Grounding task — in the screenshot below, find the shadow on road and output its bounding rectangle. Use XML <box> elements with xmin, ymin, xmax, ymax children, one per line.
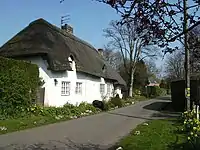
<box><xmin>108</xmin><ymin>99</ymin><xmax>180</xmax><ymax>121</ymax></box>
<box><xmin>156</xmin><ymin>96</ymin><xmax>171</xmax><ymax>101</ymax></box>
<box><xmin>0</xmin><ymin>138</ymin><xmax>117</xmax><ymax>150</ymax></box>
<box><xmin>107</xmin><ymin>112</ymin><xmax>154</xmax><ymax>121</ymax></box>
<box><xmin>143</xmin><ymin>101</ymin><xmax>170</xmax><ymax>111</ymax></box>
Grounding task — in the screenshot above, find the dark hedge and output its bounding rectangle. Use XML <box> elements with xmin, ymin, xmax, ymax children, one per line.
<box><xmin>0</xmin><ymin>57</ymin><xmax>39</xmax><ymax>117</ymax></box>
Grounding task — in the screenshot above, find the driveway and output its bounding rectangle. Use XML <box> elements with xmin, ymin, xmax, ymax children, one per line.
<box><xmin>0</xmin><ymin>96</ymin><xmax>177</xmax><ymax>150</ymax></box>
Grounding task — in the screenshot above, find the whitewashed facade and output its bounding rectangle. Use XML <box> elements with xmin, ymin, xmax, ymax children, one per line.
<box><xmin>22</xmin><ymin>56</ymin><xmax>123</xmax><ymax>107</ymax></box>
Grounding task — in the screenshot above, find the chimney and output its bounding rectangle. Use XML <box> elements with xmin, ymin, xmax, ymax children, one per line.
<box><xmin>98</xmin><ymin>48</ymin><xmax>104</xmax><ymax>57</ymax></box>
<box><xmin>61</xmin><ymin>24</ymin><xmax>73</xmax><ymax>34</ymax></box>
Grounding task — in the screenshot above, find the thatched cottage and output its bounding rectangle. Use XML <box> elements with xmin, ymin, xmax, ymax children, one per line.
<box><xmin>0</xmin><ymin>18</ymin><xmax>126</xmax><ymax>107</ymax></box>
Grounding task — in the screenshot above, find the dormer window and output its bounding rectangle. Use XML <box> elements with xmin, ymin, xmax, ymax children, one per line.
<box><xmin>68</xmin><ymin>55</ymin><xmax>76</xmax><ymax>71</ymax></box>
<box><xmin>102</xmin><ymin>64</ymin><xmax>106</xmax><ymax>73</ymax></box>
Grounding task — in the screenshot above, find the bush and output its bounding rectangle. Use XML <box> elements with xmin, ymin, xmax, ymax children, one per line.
<box><xmin>182</xmin><ymin>110</ymin><xmax>200</xmax><ymax>149</ymax></box>
<box><xmin>146</xmin><ymin>86</ymin><xmax>166</xmax><ymax>98</ymax></box>
<box><xmin>0</xmin><ymin>57</ymin><xmax>40</xmax><ymax>118</ymax></box>
<box><xmin>103</xmin><ymin>100</ymin><xmax>115</xmax><ymax>111</ymax></box>
<box><xmin>110</xmin><ymin>97</ymin><xmax>123</xmax><ymax>108</ymax></box>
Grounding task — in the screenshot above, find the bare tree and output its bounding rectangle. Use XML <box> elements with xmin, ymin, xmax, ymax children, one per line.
<box><xmin>188</xmin><ymin>25</ymin><xmax>200</xmax><ymax>73</ymax></box>
<box><xmin>104</xmin><ymin>20</ymin><xmax>159</xmax><ymax>97</ymax></box>
<box><xmin>145</xmin><ymin>59</ymin><xmax>160</xmax><ymax>77</ymax></box>
<box><xmin>102</xmin><ymin>45</ymin><xmax>122</xmax><ymax>71</ymax></box>
<box><xmin>165</xmin><ymin>51</ymin><xmax>185</xmax><ymax>80</ymax></box>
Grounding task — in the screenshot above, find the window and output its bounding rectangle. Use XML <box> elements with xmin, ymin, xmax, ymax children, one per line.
<box><xmin>75</xmin><ymin>82</ymin><xmax>82</xmax><ymax>94</ymax></box>
<box><xmin>100</xmin><ymin>84</ymin><xmax>105</xmax><ymax>95</ymax></box>
<box><xmin>107</xmin><ymin>84</ymin><xmax>111</xmax><ymax>95</ymax></box>
<box><xmin>61</xmin><ymin>81</ymin><xmax>70</xmax><ymax>96</ymax></box>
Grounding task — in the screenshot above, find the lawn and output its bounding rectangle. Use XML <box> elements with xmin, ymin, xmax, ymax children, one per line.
<box><xmin>0</xmin><ymin>115</ymin><xmax>70</xmax><ymax>134</ymax></box>
<box><xmin>117</xmin><ymin>119</ymin><xmax>193</xmax><ymax>150</ymax></box>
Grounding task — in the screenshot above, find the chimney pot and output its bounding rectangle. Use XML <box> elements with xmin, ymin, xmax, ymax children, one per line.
<box><xmin>98</xmin><ymin>49</ymin><xmax>104</xmax><ymax>57</ymax></box>
<box><xmin>61</xmin><ymin>24</ymin><xmax>73</xmax><ymax>34</ymax></box>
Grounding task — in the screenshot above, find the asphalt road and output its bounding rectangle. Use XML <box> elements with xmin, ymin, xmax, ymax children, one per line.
<box><xmin>0</xmin><ymin>96</ymin><xmax>176</xmax><ymax>150</ymax></box>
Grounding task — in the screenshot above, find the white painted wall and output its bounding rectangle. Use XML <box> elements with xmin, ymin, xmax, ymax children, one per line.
<box><xmin>22</xmin><ymin>56</ymin><xmax>123</xmax><ymax>107</ymax></box>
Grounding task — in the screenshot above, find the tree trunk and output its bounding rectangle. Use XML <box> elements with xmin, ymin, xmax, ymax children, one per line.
<box><xmin>128</xmin><ymin>67</ymin><xmax>135</xmax><ymax>97</ymax></box>
<box><xmin>183</xmin><ymin>0</ymin><xmax>190</xmax><ymax>111</ymax></box>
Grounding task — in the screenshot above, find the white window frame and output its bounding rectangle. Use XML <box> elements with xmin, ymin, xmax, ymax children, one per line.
<box><xmin>100</xmin><ymin>84</ymin><xmax>105</xmax><ymax>95</ymax></box>
<box><xmin>61</xmin><ymin>81</ymin><xmax>70</xmax><ymax>96</ymax></box>
<box><xmin>107</xmin><ymin>84</ymin><xmax>111</xmax><ymax>95</ymax></box>
<box><xmin>75</xmin><ymin>82</ymin><xmax>82</xmax><ymax>95</ymax></box>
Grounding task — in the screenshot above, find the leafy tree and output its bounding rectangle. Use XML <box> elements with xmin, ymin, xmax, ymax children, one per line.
<box><xmin>119</xmin><ymin>59</ymin><xmax>150</xmax><ymax>89</ymax></box>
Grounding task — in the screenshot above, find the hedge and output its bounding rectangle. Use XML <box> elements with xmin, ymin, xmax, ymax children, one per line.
<box><xmin>0</xmin><ymin>57</ymin><xmax>40</xmax><ymax>118</ymax></box>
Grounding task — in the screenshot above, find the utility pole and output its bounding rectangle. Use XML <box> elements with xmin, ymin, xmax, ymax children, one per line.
<box><xmin>183</xmin><ymin>0</ymin><xmax>190</xmax><ymax>111</ymax></box>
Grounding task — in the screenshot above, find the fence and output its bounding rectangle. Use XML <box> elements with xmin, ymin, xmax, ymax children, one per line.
<box><xmin>171</xmin><ymin>79</ymin><xmax>200</xmax><ymax>112</ymax></box>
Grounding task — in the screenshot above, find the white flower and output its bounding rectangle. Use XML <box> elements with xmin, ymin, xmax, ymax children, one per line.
<box><xmin>70</xmin><ymin>116</ymin><xmax>73</xmax><ymax>119</ymax></box>
<box><xmin>34</xmin><ymin>121</ymin><xmax>37</xmax><ymax>124</ymax></box>
<box><xmin>85</xmin><ymin>110</ymin><xmax>90</xmax><ymax>113</ymax></box>
<box><xmin>0</xmin><ymin>126</ymin><xmax>7</xmax><ymax>131</ymax></box>
<box><xmin>115</xmin><ymin>106</ymin><xmax>118</xmax><ymax>109</ymax></box>
<box><xmin>116</xmin><ymin>147</ymin><xmax>123</xmax><ymax>150</ymax></box>
<box><xmin>89</xmin><ymin>110</ymin><xmax>92</xmax><ymax>113</ymax></box>
<box><xmin>55</xmin><ymin>116</ymin><xmax>60</xmax><ymax>120</ymax></box>
<box><xmin>132</xmin><ymin>102</ymin><xmax>135</xmax><ymax>104</ymax></box>
<box><xmin>58</xmin><ymin>115</ymin><xmax>63</xmax><ymax>119</ymax></box>
<box><xmin>135</xmin><ymin>130</ymin><xmax>140</xmax><ymax>135</ymax></box>
<box><xmin>143</xmin><ymin>123</ymin><xmax>149</xmax><ymax>126</ymax></box>
<box><xmin>73</xmin><ymin>116</ymin><xmax>77</xmax><ymax>119</ymax></box>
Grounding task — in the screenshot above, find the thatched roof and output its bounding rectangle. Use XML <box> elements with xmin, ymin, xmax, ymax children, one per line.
<box><xmin>0</xmin><ymin>18</ymin><xmax>126</xmax><ymax>86</ymax></box>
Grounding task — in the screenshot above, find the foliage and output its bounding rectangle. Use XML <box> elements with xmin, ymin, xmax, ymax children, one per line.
<box><xmin>118</xmin><ymin>119</ymin><xmax>187</xmax><ymax>150</ymax></box>
<box><xmin>146</xmin><ymin>86</ymin><xmax>166</xmax><ymax>98</ymax></box>
<box><xmin>0</xmin><ymin>57</ymin><xmax>40</xmax><ymax>118</ymax></box>
<box><xmin>0</xmin><ymin>95</ymin><xmax>146</xmax><ymax>134</ymax></box>
<box><xmin>133</xmin><ymin>89</ymin><xmax>141</xmax><ymax>97</ymax></box>
<box><xmin>110</xmin><ymin>97</ymin><xmax>123</xmax><ymax>108</ymax></box>
<box><xmin>182</xmin><ymin>110</ymin><xmax>200</xmax><ymax>149</ymax></box>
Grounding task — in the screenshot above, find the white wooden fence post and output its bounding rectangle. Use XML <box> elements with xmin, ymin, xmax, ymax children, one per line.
<box><xmin>197</xmin><ymin>105</ymin><xmax>199</xmax><ymax>120</ymax></box>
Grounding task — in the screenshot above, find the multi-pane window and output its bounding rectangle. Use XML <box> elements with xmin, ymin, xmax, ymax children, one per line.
<box><xmin>100</xmin><ymin>84</ymin><xmax>105</xmax><ymax>95</ymax></box>
<box><xmin>61</xmin><ymin>81</ymin><xmax>70</xmax><ymax>96</ymax></box>
<box><xmin>107</xmin><ymin>84</ymin><xmax>111</xmax><ymax>95</ymax></box>
<box><xmin>75</xmin><ymin>82</ymin><xmax>82</xmax><ymax>94</ymax></box>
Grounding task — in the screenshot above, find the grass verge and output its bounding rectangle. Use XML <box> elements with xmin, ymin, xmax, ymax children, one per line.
<box><xmin>116</xmin><ymin>119</ymin><xmax>193</xmax><ymax>150</ymax></box>
<box><xmin>0</xmin><ymin>115</ymin><xmax>70</xmax><ymax>134</ymax></box>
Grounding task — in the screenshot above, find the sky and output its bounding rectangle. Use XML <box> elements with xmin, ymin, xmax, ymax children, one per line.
<box><xmin>0</xmin><ymin>0</ymin><xmax>177</xmax><ymax>73</ymax></box>
<box><xmin>0</xmin><ymin>0</ymin><xmax>120</xmax><ymax>48</ymax></box>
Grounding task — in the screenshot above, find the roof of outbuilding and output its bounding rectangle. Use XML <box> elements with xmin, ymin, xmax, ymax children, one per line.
<box><xmin>0</xmin><ymin>18</ymin><xmax>126</xmax><ymax>86</ymax></box>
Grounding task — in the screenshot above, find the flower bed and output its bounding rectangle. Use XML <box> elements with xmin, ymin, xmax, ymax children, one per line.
<box><xmin>0</xmin><ymin>97</ymin><xmax>139</xmax><ymax>135</ymax></box>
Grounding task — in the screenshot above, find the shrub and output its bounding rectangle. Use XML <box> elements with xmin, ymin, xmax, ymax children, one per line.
<box><xmin>182</xmin><ymin>110</ymin><xmax>200</xmax><ymax>149</ymax></box>
<box><xmin>92</xmin><ymin>100</ymin><xmax>105</xmax><ymax>110</ymax></box>
<box><xmin>146</xmin><ymin>86</ymin><xmax>166</xmax><ymax>98</ymax></box>
<box><xmin>0</xmin><ymin>57</ymin><xmax>39</xmax><ymax>118</ymax></box>
<box><xmin>78</xmin><ymin>102</ymin><xmax>97</xmax><ymax>113</ymax></box>
<box><xmin>110</xmin><ymin>97</ymin><xmax>123</xmax><ymax>108</ymax></box>
<box><xmin>103</xmin><ymin>100</ymin><xmax>115</xmax><ymax>111</ymax></box>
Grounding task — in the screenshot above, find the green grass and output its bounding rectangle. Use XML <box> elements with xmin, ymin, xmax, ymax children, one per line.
<box><xmin>118</xmin><ymin>119</ymin><xmax>193</xmax><ymax>150</ymax></box>
<box><xmin>0</xmin><ymin>115</ymin><xmax>70</xmax><ymax>134</ymax></box>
